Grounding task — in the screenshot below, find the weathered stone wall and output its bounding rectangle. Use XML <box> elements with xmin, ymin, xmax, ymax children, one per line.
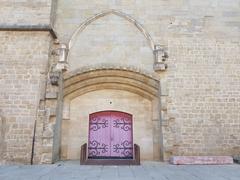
<box><xmin>67</xmin><ymin>14</ymin><xmax>154</xmax><ymax>72</ymax></box>
<box><xmin>0</xmin><ymin>0</ymin><xmax>240</xmax><ymax>164</ymax></box>
<box><xmin>163</xmin><ymin>38</ymin><xmax>240</xmax><ymax>159</ymax></box>
<box><xmin>54</xmin><ymin>0</ymin><xmax>240</xmax><ymax>161</ymax></box>
<box><xmin>0</xmin><ymin>32</ymin><xmax>51</xmax><ymax>164</ymax></box>
<box><xmin>0</xmin><ymin>0</ymin><xmax>52</xmax><ymax>26</ymax></box>
<box><xmin>55</xmin><ymin>0</ymin><xmax>240</xmax><ymax>42</ymax></box>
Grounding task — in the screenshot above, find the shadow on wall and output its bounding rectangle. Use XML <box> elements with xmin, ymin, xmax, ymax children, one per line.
<box><xmin>0</xmin><ymin>114</ymin><xmax>6</xmax><ymax>164</ymax></box>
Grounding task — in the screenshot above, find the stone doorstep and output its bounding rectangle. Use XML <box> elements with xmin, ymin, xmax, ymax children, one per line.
<box><xmin>170</xmin><ymin>156</ymin><xmax>234</xmax><ymax>165</ymax></box>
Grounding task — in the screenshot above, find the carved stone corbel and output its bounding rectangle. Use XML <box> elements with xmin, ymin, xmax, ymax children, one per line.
<box><xmin>153</xmin><ymin>45</ymin><xmax>168</xmax><ymax>72</ymax></box>
<box><xmin>52</xmin><ymin>43</ymin><xmax>69</xmax><ymax>71</ymax></box>
<box><xmin>49</xmin><ymin>70</ymin><xmax>60</xmax><ymax>86</ymax></box>
<box><xmin>49</xmin><ymin>43</ymin><xmax>69</xmax><ymax>86</ymax></box>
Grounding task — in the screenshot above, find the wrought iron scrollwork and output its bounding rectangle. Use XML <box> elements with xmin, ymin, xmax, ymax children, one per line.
<box><xmin>88</xmin><ymin>140</ymin><xmax>108</xmax><ymax>156</ymax></box>
<box><xmin>113</xmin><ymin>118</ymin><xmax>131</xmax><ymax>131</ymax></box>
<box><xmin>113</xmin><ymin>140</ymin><xmax>133</xmax><ymax>157</ymax></box>
<box><xmin>90</xmin><ymin>118</ymin><xmax>108</xmax><ymax>131</ymax></box>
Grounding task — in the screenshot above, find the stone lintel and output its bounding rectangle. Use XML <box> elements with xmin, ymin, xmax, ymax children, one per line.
<box><xmin>170</xmin><ymin>156</ymin><xmax>234</xmax><ymax>165</ymax></box>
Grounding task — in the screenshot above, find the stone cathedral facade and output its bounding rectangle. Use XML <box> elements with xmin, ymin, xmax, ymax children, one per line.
<box><xmin>0</xmin><ymin>0</ymin><xmax>240</xmax><ymax>164</ymax></box>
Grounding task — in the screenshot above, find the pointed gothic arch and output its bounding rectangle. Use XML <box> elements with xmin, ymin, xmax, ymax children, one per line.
<box><xmin>68</xmin><ymin>10</ymin><xmax>155</xmax><ymax>50</ymax></box>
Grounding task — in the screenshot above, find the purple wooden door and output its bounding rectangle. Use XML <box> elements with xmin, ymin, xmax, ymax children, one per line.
<box><xmin>111</xmin><ymin>112</ymin><xmax>133</xmax><ymax>158</ymax></box>
<box><xmin>88</xmin><ymin>111</ymin><xmax>133</xmax><ymax>159</ymax></box>
<box><xmin>88</xmin><ymin>111</ymin><xmax>111</xmax><ymax>158</ymax></box>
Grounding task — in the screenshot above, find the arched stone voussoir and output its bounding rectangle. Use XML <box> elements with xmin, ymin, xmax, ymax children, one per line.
<box><xmin>64</xmin><ymin>78</ymin><xmax>158</xmax><ymax>98</ymax></box>
<box><xmin>63</xmin><ymin>65</ymin><xmax>159</xmax><ymax>81</ymax></box>
<box><xmin>64</xmin><ymin>83</ymin><xmax>156</xmax><ymax>101</ymax></box>
<box><xmin>63</xmin><ymin>68</ymin><xmax>160</xmax><ymax>100</ymax></box>
<box><xmin>63</xmin><ymin>66</ymin><xmax>160</xmax><ymax>91</ymax></box>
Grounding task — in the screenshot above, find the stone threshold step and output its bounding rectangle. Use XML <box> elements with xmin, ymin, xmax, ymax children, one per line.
<box><xmin>81</xmin><ymin>159</ymin><xmax>140</xmax><ymax>166</ymax></box>
<box><xmin>170</xmin><ymin>156</ymin><xmax>233</xmax><ymax>165</ymax></box>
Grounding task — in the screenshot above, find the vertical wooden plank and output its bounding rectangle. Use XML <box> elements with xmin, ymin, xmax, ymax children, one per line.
<box><xmin>88</xmin><ymin>111</ymin><xmax>111</xmax><ymax>158</ymax></box>
<box><xmin>111</xmin><ymin>112</ymin><xmax>133</xmax><ymax>158</ymax></box>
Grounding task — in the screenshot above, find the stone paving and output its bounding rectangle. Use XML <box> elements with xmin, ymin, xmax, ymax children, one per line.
<box><xmin>0</xmin><ymin>161</ymin><xmax>239</xmax><ymax>180</ymax></box>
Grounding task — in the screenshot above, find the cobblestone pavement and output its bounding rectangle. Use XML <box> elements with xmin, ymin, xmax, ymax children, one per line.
<box><xmin>0</xmin><ymin>161</ymin><xmax>239</xmax><ymax>180</ymax></box>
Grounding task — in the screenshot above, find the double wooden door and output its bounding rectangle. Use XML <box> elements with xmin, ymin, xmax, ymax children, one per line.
<box><xmin>88</xmin><ymin>111</ymin><xmax>133</xmax><ymax>159</ymax></box>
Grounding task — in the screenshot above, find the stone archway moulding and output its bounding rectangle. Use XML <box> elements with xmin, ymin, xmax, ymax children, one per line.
<box><xmin>47</xmin><ymin>10</ymin><xmax>168</xmax><ymax>162</ymax></box>
<box><xmin>68</xmin><ymin>9</ymin><xmax>155</xmax><ymax>51</ymax></box>
<box><xmin>35</xmin><ymin>11</ymin><xmax>167</xmax><ymax>164</ymax></box>
<box><xmin>63</xmin><ymin>66</ymin><xmax>160</xmax><ymax>101</ymax></box>
<box><xmin>61</xmin><ymin>68</ymin><xmax>163</xmax><ymax>161</ymax></box>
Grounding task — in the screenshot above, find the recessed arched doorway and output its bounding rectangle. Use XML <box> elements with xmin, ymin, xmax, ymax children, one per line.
<box><xmin>88</xmin><ymin>111</ymin><xmax>133</xmax><ymax>159</ymax></box>
<box><xmin>60</xmin><ymin>68</ymin><xmax>162</xmax><ymax>162</ymax></box>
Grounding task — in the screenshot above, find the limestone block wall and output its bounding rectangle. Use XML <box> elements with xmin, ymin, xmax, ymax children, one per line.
<box><xmin>54</xmin><ymin>0</ymin><xmax>240</xmax><ymax>160</ymax></box>
<box><xmin>163</xmin><ymin>38</ymin><xmax>240</xmax><ymax>159</ymax></box>
<box><xmin>0</xmin><ymin>32</ymin><xmax>51</xmax><ymax>164</ymax></box>
<box><xmin>0</xmin><ymin>0</ymin><xmax>53</xmax><ymax>26</ymax></box>
<box><xmin>55</xmin><ymin>0</ymin><xmax>240</xmax><ymax>43</ymax></box>
<box><xmin>0</xmin><ymin>0</ymin><xmax>239</xmax><ymax>164</ymax></box>
<box><xmin>67</xmin><ymin>14</ymin><xmax>154</xmax><ymax>72</ymax></box>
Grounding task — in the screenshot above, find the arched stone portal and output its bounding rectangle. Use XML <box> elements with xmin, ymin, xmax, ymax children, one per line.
<box><xmin>60</xmin><ymin>68</ymin><xmax>162</xmax><ymax>161</ymax></box>
<box><xmin>48</xmin><ymin>10</ymin><xmax>167</xmax><ymax>163</ymax></box>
